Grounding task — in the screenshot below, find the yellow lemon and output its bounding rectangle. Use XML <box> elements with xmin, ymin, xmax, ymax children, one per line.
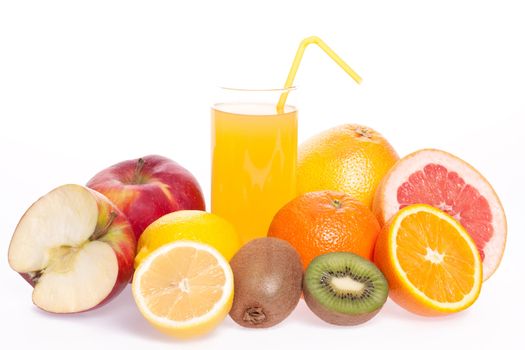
<box><xmin>135</xmin><ymin>210</ymin><xmax>241</xmax><ymax>268</ymax></box>
<box><xmin>132</xmin><ymin>241</ymin><xmax>234</xmax><ymax>338</ymax></box>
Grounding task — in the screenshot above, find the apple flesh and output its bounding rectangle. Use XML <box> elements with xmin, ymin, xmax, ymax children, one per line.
<box><xmin>8</xmin><ymin>184</ymin><xmax>136</xmax><ymax>313</ymax></box>
<box><xmin>87</xmin><ymin>155</ymin><xmax>205</xmax><ymax>240</ymax></box>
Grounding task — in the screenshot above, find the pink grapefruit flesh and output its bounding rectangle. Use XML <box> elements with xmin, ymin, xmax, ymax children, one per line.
<box><xmin>373</xmin><ymin>149</ymin><xmax>506</xmax><ymax>280</ymax></box>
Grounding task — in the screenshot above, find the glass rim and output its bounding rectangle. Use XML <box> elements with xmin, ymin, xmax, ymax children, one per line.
<box><xmin>218</xmin><ymin>86</ymin><xmax>297</xmax><ymax>93</ymax></box>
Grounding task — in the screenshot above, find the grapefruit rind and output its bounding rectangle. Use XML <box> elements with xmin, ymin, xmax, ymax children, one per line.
<box><xmin>373</xmin><ymin>148</ymin><xmax>506</xmax><ymax>280</ymax></box>
<box><xmin>388</xmin><ymin>204</ymin><xmax>482</xmax><ymax>313</ymax></box>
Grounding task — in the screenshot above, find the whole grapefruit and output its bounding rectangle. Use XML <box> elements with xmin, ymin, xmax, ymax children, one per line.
<box><xmin>268</xmin><ymin>190</ymin><xmax>381</xmax><ymax>270</ymax></box>
<box><xmin>297</xmin><ymin>124</ymin><xmax>399</xmax><ymax>208</ymax></box>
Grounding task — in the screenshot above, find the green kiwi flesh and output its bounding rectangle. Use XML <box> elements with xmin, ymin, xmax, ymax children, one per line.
<box><xmin>229</xmin><ymin>238</ymin><xmax>303</xmax><ymax>328</ymax></box>
<box><xmin>303</xmin><ymin>252</ymin><xmax>388</xmax><ymax>326</ymax></box>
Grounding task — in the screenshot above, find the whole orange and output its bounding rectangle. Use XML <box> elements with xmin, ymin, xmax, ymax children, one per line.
<box><xmin>297</xmin><ymin>124</ymin><xmax>399</xmax><ymax>208</ymax></box>
<box><xmin>268</xmin><ymin>190</ymin><xmax>381</xmax><ymax>270</ymax></box>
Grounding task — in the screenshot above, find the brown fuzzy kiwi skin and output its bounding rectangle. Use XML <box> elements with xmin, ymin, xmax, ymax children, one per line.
<box><xmin>229</xmin><ymin>237</ymin><xmax>303</xmax><ymax>328</ymax></box>
<box><xmin>303</xmin><ymin>279</ymin><xmax>383</xmax><ymax>326</ymax></box>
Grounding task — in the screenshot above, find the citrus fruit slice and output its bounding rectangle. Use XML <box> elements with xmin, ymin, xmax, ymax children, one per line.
<box><xmin>132</xmin><ymin>241</ymin><xmax>234</xmax><ymax>338</ymax></box>
<box><xmin>298</xmin><ymin>124</ymin><xmax>399</xmax><ymax>208</ymax></box>
<box><xmin>373</xmin><ymin>149</ymin><xmax>506</xmax><ymax>280</ymax></box>
<box><xmin>134</xmin><ymin>210</ymin><xmax>241</xmax><ymax>268</ymax></box>
<box><xmin>374</xmin><ymin>204</ymin><xmax>482</xmax><ymax>316</ymax></box>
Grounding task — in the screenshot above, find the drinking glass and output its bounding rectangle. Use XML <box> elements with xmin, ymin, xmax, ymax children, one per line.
<box><xmin>211</xmin><ymin>87</ymin><xmax>297</xmax><ymax>244</ymax></box>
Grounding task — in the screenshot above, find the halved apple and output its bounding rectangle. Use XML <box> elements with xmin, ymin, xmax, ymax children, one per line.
<box><xmin>8</xmin><ymin>184</ymin><xmax>136</xmax><ymax>313</ymax></box>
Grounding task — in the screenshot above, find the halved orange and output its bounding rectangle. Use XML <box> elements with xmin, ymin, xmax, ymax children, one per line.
<box><xmin>374</xmin><ymin>204</ymin><xmax>482</xmax><ymax>316</ymax></box>
<box><xmin>132</xmin><ymin>241</ymin><xmax>234</xmax><ymax>338</ymax></box>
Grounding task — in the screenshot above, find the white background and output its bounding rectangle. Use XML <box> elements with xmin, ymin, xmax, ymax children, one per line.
<box><xmin>1</xmin><ymin>1</ymin><xmax>524</xmax><ymax>349</ymax></box>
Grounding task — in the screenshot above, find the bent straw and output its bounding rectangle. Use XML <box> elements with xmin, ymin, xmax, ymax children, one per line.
<box><xmin>277</xmin><ymin>36</ymin><xmax>362</xmax><ymax>111</ymax></box>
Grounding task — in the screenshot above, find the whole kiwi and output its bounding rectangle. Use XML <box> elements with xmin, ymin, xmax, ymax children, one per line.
<box><xmin>229</xmin><ymin>237</ymin><xmax>303</xmax><ymax>328</ymax></box>
<box><xmin>303</xmin><ymin>252</ymin><xmax>388</xmax><ymax>326</ymax></box>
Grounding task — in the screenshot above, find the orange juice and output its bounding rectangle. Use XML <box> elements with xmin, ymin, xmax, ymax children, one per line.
<box><xmin>211</xmin><ymin>103</ymin><xmax>297</xmax><ymax>244</ymax></box>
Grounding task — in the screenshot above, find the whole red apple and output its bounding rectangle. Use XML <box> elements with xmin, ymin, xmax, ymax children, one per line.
<box><xmin>87</xmin><ymin>155</ymin><xmax>205</xmax><ymax>240</ymax></box>
<box><xmin>8</xmin><ymin>184</ymin><xmax>136</xmax><ymax>313</ymax></box>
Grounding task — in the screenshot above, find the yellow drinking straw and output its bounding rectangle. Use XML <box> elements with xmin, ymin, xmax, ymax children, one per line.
<box><xmin>277</xmin><ymin>36</ymin><xmax>362</xmax><ymax>110</ymax></box>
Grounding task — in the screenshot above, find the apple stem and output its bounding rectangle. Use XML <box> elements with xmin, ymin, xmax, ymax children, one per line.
<box><xmin>30</xmin><ymin>270</ymin><xmax>43</xmax><ymax>284</ymax></box>
<box><xmin>90</xmin><ymin>212</ymin><xmax>118</xmax><ymax>241</ymax></box>
<box><xmin>133</xmin><ymin>158</ymin><xmax>146</xmax><ymax>184</ymax></box>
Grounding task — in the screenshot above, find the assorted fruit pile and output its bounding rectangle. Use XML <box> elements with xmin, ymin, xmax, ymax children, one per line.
<box><xmin>7</xmin><ymin>124</ymin><xmax>507</xmax><ymax>339</ymax></box>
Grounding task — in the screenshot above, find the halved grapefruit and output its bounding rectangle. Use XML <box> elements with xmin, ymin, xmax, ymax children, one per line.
<box><xmin>373</xmin><ymin>149</ymin><xmax>506</xmax><ymax>281</ymax></box>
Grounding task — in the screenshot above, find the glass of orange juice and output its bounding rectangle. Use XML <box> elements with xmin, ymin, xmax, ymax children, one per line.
<box><xmin>211</xmin><ymin>87</ymin><xmax>298</xmax><ymax>244</ymax></box>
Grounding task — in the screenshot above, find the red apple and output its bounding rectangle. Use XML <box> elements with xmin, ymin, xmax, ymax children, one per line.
<box><xmin>86</xmin><ymin>155</ymin><xmax>205</xmax><ymax>240</ymax></box>
<box><xmin>8</xmin><ymin>184</ymin><xmax>136</xmax><ymax>313</ymax></box>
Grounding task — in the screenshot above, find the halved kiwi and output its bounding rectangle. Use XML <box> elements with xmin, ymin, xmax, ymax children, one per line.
<box><xmin>303</xmin><ymin>252</ymin><xmax>388</xmax><ymax>326</ymax></box>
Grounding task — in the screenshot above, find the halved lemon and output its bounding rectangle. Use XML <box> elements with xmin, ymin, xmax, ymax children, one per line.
<box><xmin>132</xmin><ymin>241</ymin><xmax>234</xmax><ymax>338</ymax></box>
<box><xmin>374</xmin><ymin>204</ymin><xmax>482</xmax><ymax>316</ymax></box>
